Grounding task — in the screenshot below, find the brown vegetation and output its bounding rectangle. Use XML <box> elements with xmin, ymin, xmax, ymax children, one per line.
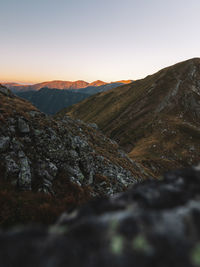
<box><xmin>0</xmin><ymin>171</ymin><xmax>92</xmax><ymax>228</ymax></box>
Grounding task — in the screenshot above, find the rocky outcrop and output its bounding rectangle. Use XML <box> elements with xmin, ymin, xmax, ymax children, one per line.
<box><xmin>0</xmin><ymin>136</ymin><xmax>10</xmax><ymax>152</ymax></box>
<box><xmin>0</xmin><ymin>85</ymin><xmax>143</xmax><ymax>196</ymax></box>
<box><xmin>0</xmin><ymin>166</ymin><xmax>200</xmax><ymax>266</ymax></box>
<box><xmin>18</xmin><ymin>118</ymin><xmax>30</xmax><ymax>133</ymax></box>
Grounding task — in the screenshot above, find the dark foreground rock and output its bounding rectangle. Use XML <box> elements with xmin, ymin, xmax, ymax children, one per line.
<box><xmin>1</xmin><ymin>166</ymin><xmax>200</xmax><ymax>267</ymax></box>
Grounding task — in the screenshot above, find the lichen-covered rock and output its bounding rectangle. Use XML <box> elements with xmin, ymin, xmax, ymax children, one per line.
<box><xmin>0</xmin><ymin>167</ymin><xmax>200</xmax><ymax>266</ymax></box>
<box><xmin>18</xmin><ymin>118</ymin><xmax>30</xmax><ymax>133</ymax></box>
<box><xmin>87</xmin><ymin>122</ymin><xmax>98</xmax><ymax>130</ymax></box>
<box><xmin>5</xmin><ymin>154</ymin><xmax>20</xmax><ymax>184</ymax></box>
<box><xmin>18</xmin><ymin>152</ymin><xmax>32</xmax><ymax>190</ymax></box>
<box><xmin>0</xmin><ymin>136</ymin><xmax>10</xmax><ymax>152</ymax></box>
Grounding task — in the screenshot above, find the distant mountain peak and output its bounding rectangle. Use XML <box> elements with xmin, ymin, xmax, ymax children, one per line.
<box><xmin>115</xmin><ymin>80</ymin><xmax>133</xmax><ymax>84</ymax></box>
<box><xmin>32</xmin><ymin>80</ymin><xmax>89</xmax><ymax>90</ymax></box>
<box><xmin>4</xmin><ymin>79</ymin><xmax>133</xmax><ymax>93</ymax></box>
<box><xmin>89</xmin><ymin>80</ymin><xmax>107</xmax><ymax>87</ymax></box>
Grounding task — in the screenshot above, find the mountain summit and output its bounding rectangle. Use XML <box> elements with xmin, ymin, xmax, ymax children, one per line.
<box><xmin>63</xmin><ymin>58</ymin><xmax>200</xmax><ymax>177</ymax></box>
<box><xmin>88</xmin><ymin>80</ymin><xmax>107</xmax><ymax>87</ymax></box>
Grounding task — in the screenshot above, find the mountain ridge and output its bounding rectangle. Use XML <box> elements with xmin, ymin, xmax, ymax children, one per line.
<box><xmin>14</xmin><ymin>80</ymin><xmax>134</xmax><ymax>115</ymax></box>
<box><xmin>3</xmin><ymin>79</ymin><xmax>133</xmax><ymax>92</ymax></box>
<box><xmin>62</xmin><ymin>57</ymin><xmax>200</xmax><ymax>177</ymax></box>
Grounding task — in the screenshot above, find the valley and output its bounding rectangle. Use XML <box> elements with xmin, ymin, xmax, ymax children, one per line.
<box><xmin>7</xmin><ymin>80</ymin><xmax>133</xmax><ymax>115</ymax></box>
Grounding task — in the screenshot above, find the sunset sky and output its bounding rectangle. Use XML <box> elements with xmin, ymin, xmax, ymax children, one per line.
<box><xmin>1</xmin><ymin>0</ymin><xmax>200</xmax><ymax>84</ymax></box>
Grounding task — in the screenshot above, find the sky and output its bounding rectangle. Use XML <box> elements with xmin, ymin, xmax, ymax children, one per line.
<box><xmin>0</xmin><ymin>0</ymin><xmax>200</xmax><ymax>84</ymax></box>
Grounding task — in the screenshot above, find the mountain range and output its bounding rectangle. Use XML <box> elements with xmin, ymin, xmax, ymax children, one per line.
<box><xmin>2</xmin><ymin>79</ymin><xmax>133</xmax><ymax>93</ymax></box>
<box><xmin>62</xmin><ymin>58</ymin><xmax>200</xmax><ymax>177</ymax></box>
<box><xmin>10</xmin><ymin>80</ymin><xmax>133</xmax><ymax>115</ymax></box>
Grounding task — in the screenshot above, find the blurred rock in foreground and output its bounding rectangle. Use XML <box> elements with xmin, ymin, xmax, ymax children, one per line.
<box><xmin>1</xmin><ymin>166</ymin><xmax>200</xmax><ymax>267</ymax></box>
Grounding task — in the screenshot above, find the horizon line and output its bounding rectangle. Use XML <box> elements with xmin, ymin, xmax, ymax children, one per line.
<box><xmin>0</xmin><ymin>79</ymin><xmax>134</xmax><ymax>85</ymax></box>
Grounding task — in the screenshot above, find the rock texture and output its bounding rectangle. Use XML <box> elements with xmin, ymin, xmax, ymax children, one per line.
<box><xmin>0</xmin><ymin>84</ymin><xmax>143</xmax><ymax>196</ymax></box>
<box><xmin>0</xmin><ymin>166</ymin><xmax>200</xmax><ymax>266</ymax></box>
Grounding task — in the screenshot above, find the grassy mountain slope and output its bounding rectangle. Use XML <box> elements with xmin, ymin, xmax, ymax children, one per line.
<box><xmin>61</xmin><ymin>58</ymin><xmax>200</xmax><ymax>177</ymax></box>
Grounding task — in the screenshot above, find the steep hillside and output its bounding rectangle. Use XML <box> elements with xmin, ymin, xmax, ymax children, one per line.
<box><xmin>0</xmin><ymin>84</ymin><xmax>144</xmax><ymax>226</ymax></box>
<box><xmin>63</xmin><ymin>58</ymin><xmax>200</xmax><ymax>177</ymax></box>
<box><xmin>16</xmin><ymin>88</ymin><xmax>90</xmax><ymax>114</ymax></box>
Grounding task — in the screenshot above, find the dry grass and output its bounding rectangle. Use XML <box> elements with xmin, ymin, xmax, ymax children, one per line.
<box><xmin>61</xmin><ymin>58</ymin><xmax>200</xmax><ymax>177</ymax></box>
<box><xmin>0</xmin><ymin>170</ymin><xmax>92</xmax><ymax>228</ymax></box>
<box><xmin>0</xmin><ymin>94</ymin><xmax>38</xmax><ymax>123</ymax></box>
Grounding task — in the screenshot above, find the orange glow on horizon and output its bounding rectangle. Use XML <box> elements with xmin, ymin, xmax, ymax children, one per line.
<box><xmin>0</xmin><ymin>1</ymin><xmax>200</xmax><ymax>88</ymax></box>
<box><xmin>0</xmin><ymin>75</ymin><xmax>134</xmax><ymax>85</ymax></box>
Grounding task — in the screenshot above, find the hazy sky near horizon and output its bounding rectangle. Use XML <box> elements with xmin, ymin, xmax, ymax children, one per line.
<box><xmin>0</xmin><ymin>0</ymin><xmax>200</xmax><ymax>83</ymax></box>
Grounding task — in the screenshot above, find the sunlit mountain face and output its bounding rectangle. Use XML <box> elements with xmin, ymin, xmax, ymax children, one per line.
<box><xmin>2</xmin><ymin>80</ymin><xmax>133</xmax><ymax>92</ymax></box>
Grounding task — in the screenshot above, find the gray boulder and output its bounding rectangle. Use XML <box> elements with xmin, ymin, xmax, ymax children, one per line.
<box><xmin>0</xmin><ymin>136</ymin><xmax>10</xmax><ymax>152</ymax></box>
<box><xmin>18</xmin><ymin>118</ymin><xmax>30</xmax><ymax>134</ymax></box>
